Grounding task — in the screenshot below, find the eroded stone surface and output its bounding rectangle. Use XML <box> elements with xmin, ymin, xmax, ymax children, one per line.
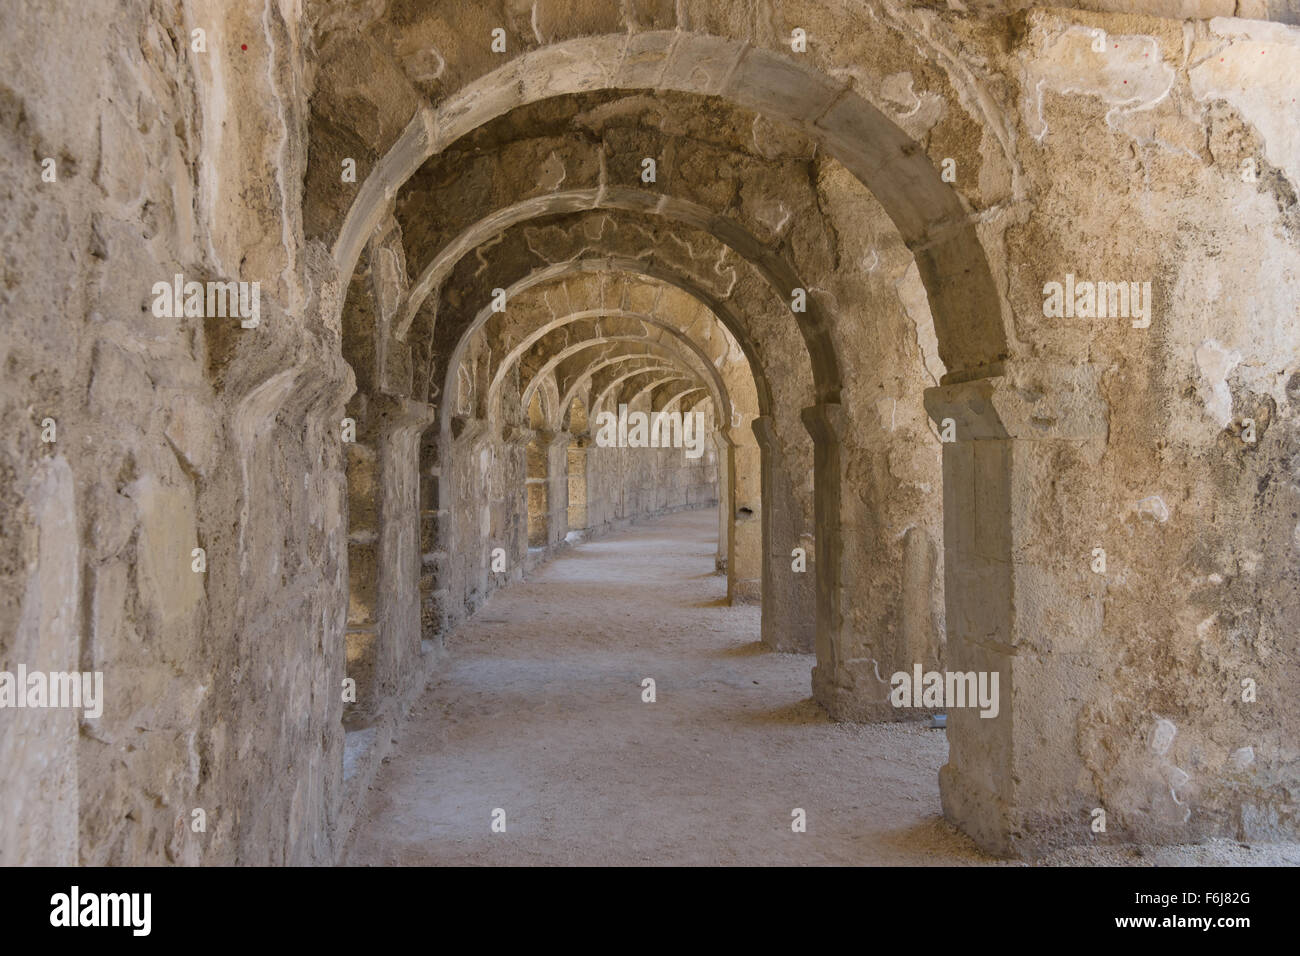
<box><xmin>1</xmin><ymin>0</ymin><xmax>1296</xmax><ymax>865</ymax></box>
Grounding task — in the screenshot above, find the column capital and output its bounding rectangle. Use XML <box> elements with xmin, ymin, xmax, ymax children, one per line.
<box><xmin>722</xmin><ymin>417</ymin><xmax>761</xmax><ymax>447</ymax></box>
<box><xmin>371</xmin><ymin>394</ymin><xmax>437</xmax><ymax>435</ymax></box>
<box><xmin>799</xmin><ymin>403</ymin><xmax>847</xmax><ymax>445</ymax></box>
<box><xmin>499</xmin><ymin>423</ymin><xmax>534</xmax><ymax>447</ymax></box>
<box><xmin>748</xmin><ymin>414</ymin><xmax>776</xmax><ymax>449</ymax></box>
<box><xmin>923</xmin><ymin>361</ymin><xmax>1107</xmax><ymax>441</ymax></box>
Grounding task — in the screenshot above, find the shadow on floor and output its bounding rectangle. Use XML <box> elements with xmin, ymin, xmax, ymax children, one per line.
<box><xmin>871</xmin><ymin>817</ymin><xmax>1001</xmax><ymax>865</ymax></box>
<box><xmin>734</xmin><ymin>697</ymin><xmax>832</xmax><ymax>726</ymax></box>
<box><xmin>714</xmin><ymin>640</ymin><xmax>774</xmax><ymax>657</ymax></box>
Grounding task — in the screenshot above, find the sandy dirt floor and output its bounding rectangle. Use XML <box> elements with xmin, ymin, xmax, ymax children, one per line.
<box><xmin>344</xmin><ymin>509</ymin><xmax>1300</xmax><ymax>866</ymax></box>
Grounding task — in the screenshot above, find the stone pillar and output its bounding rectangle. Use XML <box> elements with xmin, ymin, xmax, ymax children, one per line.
<box><xmin>372</xmin><ymin>396</ymin><xmax>435</xmax><ymax>693</ymax></box>
<box><xmin>1</xmin><ymin>458</ymin><xmax>80</xmax><ymax>865</ymax></box>
<box><xmin>445</xmin><ymin>416</ymin><xmax>501</xmax><ymax>618</ymax></box>
<box><xmin>417</xmin><ymin>429</ymin><xmax>447</xmax><ymax>642</ymax></box>
<box><xmin>500</xmin><ymin>424</ymin><xmax>536</xmax><ymax>572</ymax></box>
<box><xmin>802</xmin><ymin>403</ymin><xmax>861</xmax><ymax>705</ymax></box>
<box><xmin>344</xmin><ymin>437</ymin><xmax>380</xmax><ymax>730</ymax></box>
<box><xmin>545</xmin><ymin>431</ymin><xmax>571</xmax><ymax>547</ymax></box>
<box><xmin>712</xmin><ymin>429</ymin><xmax>730</xmax><ymax>573</ymax></box>
<box><xmin>805</xmin><ymin>401</ymin><xmax>940</xmax><ymax>721</ymax></box>
<box><xmin>566</xmin><ymin>435</ymin><xmax>590</xmax><ymax>532</ymax></box>
<box><xmin>522</xmin><ymin>429</ymin><xmax>551</xmax><ymax>551</ymax></box>
<box><xmin>752</xmin><ymin>415</ymin><xmax>815</xmax><ymax>652</ymax></box>
<box><xmin>725</xmin><ymin>424</ymin><xmax>762</xmax><ymax>605</ymax></box>
<box><xmin>923</xmin><ymin>362</ymin><xmax>1108</xmax><ymax>857</ymax></box>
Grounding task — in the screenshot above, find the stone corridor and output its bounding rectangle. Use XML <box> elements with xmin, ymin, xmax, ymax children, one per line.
<box><xmin>4</xmin><ymin>1</ymin><xmax>1300</xmax><ymax>869</ymax></box>
<box><xmin>343</xmin><ymin>510</ymin><xmax>1300</xmax><ymax>867</ymax></box>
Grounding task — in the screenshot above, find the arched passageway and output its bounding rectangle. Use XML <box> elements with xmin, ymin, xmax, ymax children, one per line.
<box><xmin>317</xmin><ymin>15</ymin><xmax>1298</xmax><ymax>859</ymax></box>
<box><xmin>324</xmin><ymin>26</ymin><xmax>979</xmax><ymax>852</ymax></box>
<box><xmin>8</xmin><ymin>0</ymin><xmax>1298</xmax><ymax>868</ymax></box>
<box><xmin>344</xmin><ymin>510</ymin><xmax>959</xmax><ymax>866</ymax></box>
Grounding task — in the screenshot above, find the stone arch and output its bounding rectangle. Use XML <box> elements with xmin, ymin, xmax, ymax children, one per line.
<box><xmin>315</xmin><ymin>27</ymin><xmax>1015</xmax><ymax>827</ymax></box>
<box><xmin>433</xmin><ymin>255</ymin><xmax>806</xmax><ymax>642</ymax></box>
<box><xmin>610</xmin><ymin>377</ymin><xmax>711</xmax><ymax>439</ymax></box>
<box><xmin>492</xmin><ymin>306</ymin><xmax>749</xmax><ymax>589</ymax></box>
<box><xmin>329</xmin><ymin>31</ymin><xmax>1009</xmax><ymax>379</ymax></box>
<box><xmin>522</xmin><ymin>341</ymin><xmax>718</xmax><ymax>428</ymax></box>
<box><xmin>398</xmin><ymin>187</ymin><xmax>841</xmax><ymax>403</ymax></box>
<box><xmin>441</xmin><ymin>255</ymin><xmax>789</xmax><ymax>420</ymax></box>
<box><xmin>486</xmin><ymin>311</ymin><xmax>737</xmax><ymax>431</ymax></box>
<box><xmin>323</xmin><ymin>23</ymin><xmax>1005</xmax><ymax>823</ymax></box>
<box><xmin>626</xmin><ymin>378</ymin><xmax>707</xmax><ymax>412</ymax></box>
<box><xmin>592</xmin><ymin>364</ymin><xmax>691</xmax><ymax>408</ymax></box>
<box><xmin>317</xmin><ymin>33</ymin><xmax>972</xmax><ymax>716</ymax></box>
<box><xmin>590</xmin><ymin>366</ymin><xmax>691</xmax><ymax>414</ymax></box>
<box><xmin>654</xmin><ymin>385</ymin><xmax>708</xmax><ymax>413</ymax></box>
<box><xmin>526</xmin><ymin>371</ymin><xmax>560</xmax><ymax>432</ymax></box>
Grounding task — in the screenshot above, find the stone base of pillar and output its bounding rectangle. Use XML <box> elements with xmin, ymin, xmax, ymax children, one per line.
<box><xmin>760</xmin><ymin>628</ymin><xmax>809</xmax><ymax>654</ymax></box>
<box><xmin>939</xmin><ymin>759</ymin><xmax>1111</xmax><ymax>860</ymax></box>
<box><xmin>730</xmin><ymin>578</ymin><xmax>761</xmax><ymax>605</ymax></box>
<box><xmin>938</xmin><ymin>762</ymin><xmax>1018</xmax><ymax>857</ymax></box>
<box><xmin>811</xmin><ymin>660</ymin><xmax>941</xmax><ymax>723</ymax></box>
<box><xmin>419</xmin><ymin>585</ymin><xmax>448</xmax><ymax>643</ymax></box>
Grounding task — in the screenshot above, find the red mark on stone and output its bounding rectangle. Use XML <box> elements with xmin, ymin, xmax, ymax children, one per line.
<box><xmin>241</xmin><ymin>44</ymin><xmax>248</xmax><ymax>51</ymax></box>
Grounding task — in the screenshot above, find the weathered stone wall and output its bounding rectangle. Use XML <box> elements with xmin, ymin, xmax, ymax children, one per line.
<box><xmin>1</xmin><ymin>0</ymin><xmax>351</xmax><ymax>864</ymax></box>
<box><xmin>973</xmin><ymin>11</ymin><xmax>1300</xmax><ymax>851</ymax></box>
<box><xmin>3</xmin><ymin>0</ymin><xmax>1297</xmax><ymax>866</ymax></box>
<box><xmin>585</xmin><ymin>395</ymin><xmax>720</xmax><ymax>535</ymax></box>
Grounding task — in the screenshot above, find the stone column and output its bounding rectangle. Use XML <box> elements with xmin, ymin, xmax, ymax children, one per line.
<box><xmin>417</xmin><ymin>428</ymin><xmax>447</xmax><ymax>642</ymax></box>
<box><xmin>1</xmin><ymin>458</ymin><xmax>80</xmax><ymax>864</ymax></box>
<box><xmin>343</xmin><ymin>435</ymin><xmax>380</xmax><ymax>730</ymax></box>
<box><xmin>805</xmin><ymin>401</ymin><xmax>941</xmax><ymax>721</ymax></box>
<box><xmin>342</xmin><ymin>395</ymin><xmax>433</xmax><ymax>728</ymax></box>
<box><xmin>726</xmin><ymin>424</ymin><xmax>762</xmax><ymax>606</ymax></box>
<box><xmin>500</xmin><ymin>424</ymin><xmax>536</xmax><ymax>574</ymax></box>
<box><xmin>371</xmin><ymin>396</ymin><xmax>435</xmax><ymax>715</ymax></box>
<box><xmin>546</xmin><ymin>431</ymin><xmax>571</xmax><ymax>547</ymax></box>
<box><xmin>442</xmin><ymin>416</ymin><xmax>499</xmax><ymax>620</ymax></box>
<box><xmin>802</xmin><ymin>403</ymin><xmax>862</xmax><ymax>706</ymax></box>
<box><xmin>924</xmin><ymin>362</ymin><xmax>1108</xmax><ymax>857</ymax></box>
<box><xmin>752</xmin><ymin>415</ymin><xmax>815</xmax><ymax>652</ymax></box>
<box><xmin>566</xmin><ymin>434</ymin><xmax>590</xmax><ymax>532</ymax></box>
<box><xmin>712</xmin><ymin>429</ymin><xmax>730</xmax><ymax>573</ymax></box>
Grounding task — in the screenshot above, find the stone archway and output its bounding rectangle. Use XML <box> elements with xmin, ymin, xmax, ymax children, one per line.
<box><xmin>327</xmin><ymin>32</ymin><xmax>1009</xmax><ymax>378</ymax></box>
<box><xmin>11</xmin><ymin>0</ymin><xmax>1300</xmax><ymax>869</ymax></box>
<box><xmin>434</xmin><ymin>251</ymin><xmax>811</xmax><ymax>650</ymax></box>
<box><xmin>318</xmin><ymin>26</ymin><xmax>1104</xmax><ymax>858</ymax></box>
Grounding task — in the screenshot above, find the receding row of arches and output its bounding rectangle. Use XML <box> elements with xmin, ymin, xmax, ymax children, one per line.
<box><xmin>318</xmin><ymin>27</ymin><xmax>1027</xmax><ymax>858</ymax></box>
<box><xmin>9</xmin><ymin>0</ymin><xmax>1297</xmax><ymax>868</ymax></box>
<box><xmin>304</xmin><ymin>17</ymin><xmax>1297</xmax><ymax>859</ymax></box>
